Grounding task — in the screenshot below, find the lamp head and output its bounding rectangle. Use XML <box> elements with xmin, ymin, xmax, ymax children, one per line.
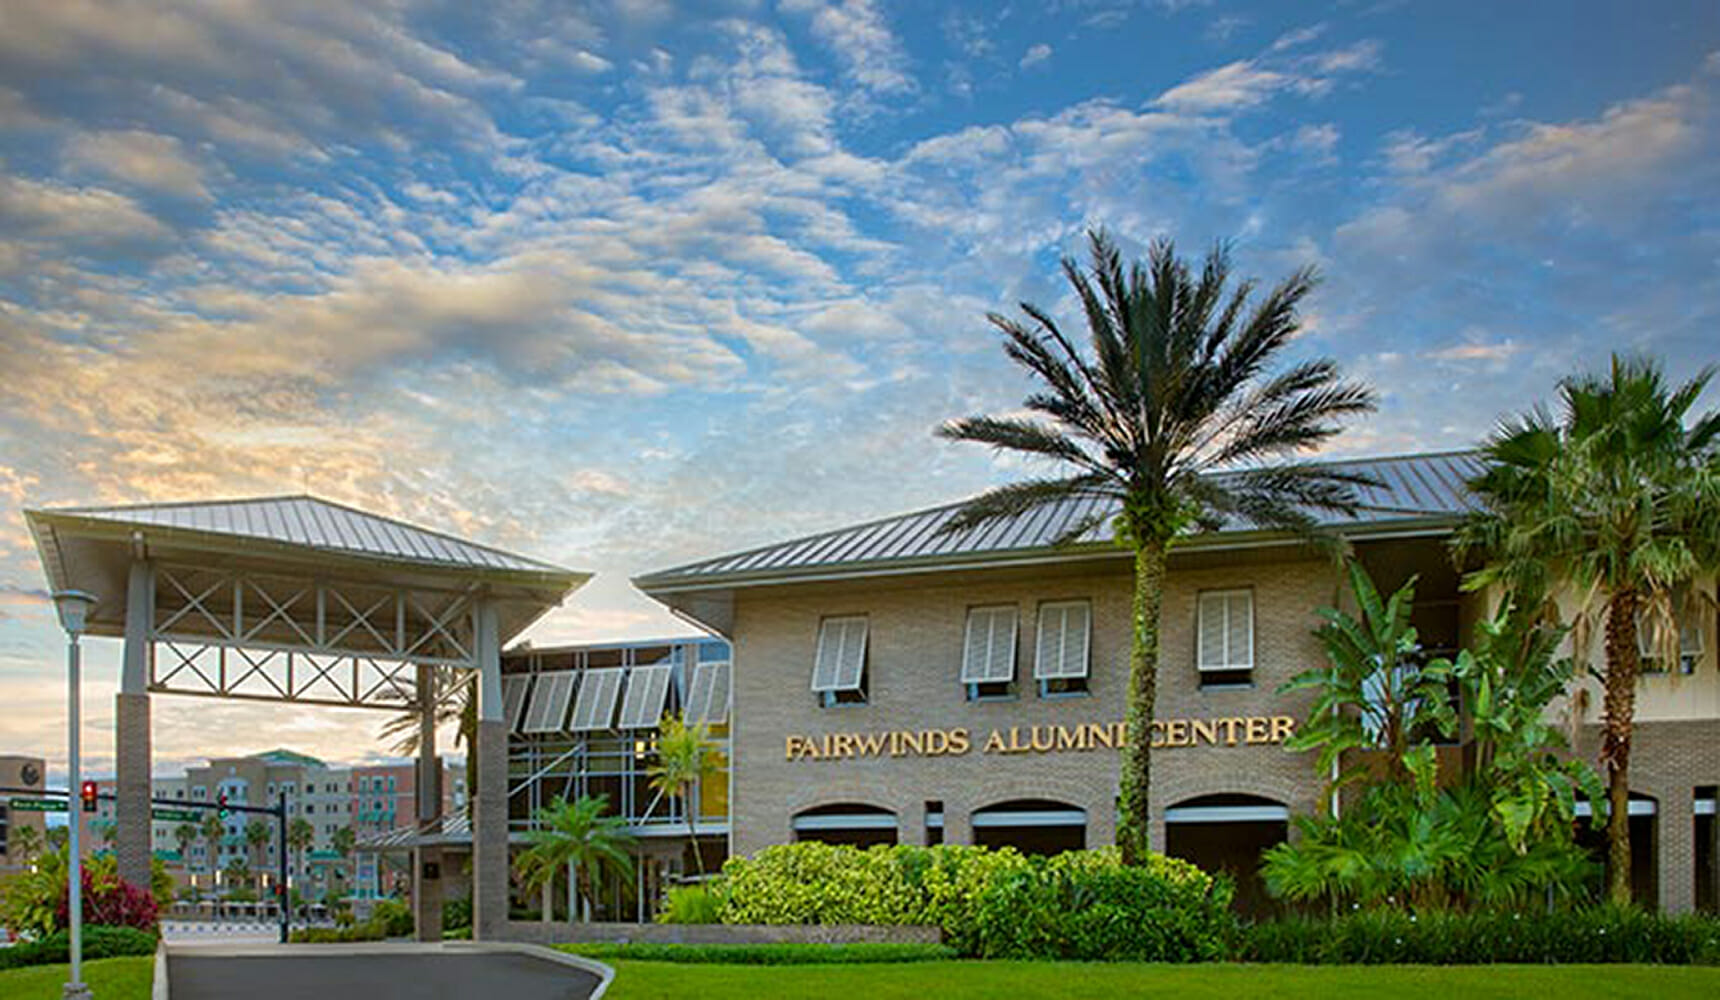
<box><xmin>51</xmin><ymin>590</ymin><xmax>98</xmax><ymax>637</ymax></box>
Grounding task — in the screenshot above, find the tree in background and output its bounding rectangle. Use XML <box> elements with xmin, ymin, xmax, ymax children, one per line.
<box><xmin>940</xmin><ymin>229</ymin><xmax>1376</xmax><ymax>862</ymax></box>
<box><xmin>199</xmin><ymin>813</ymin><xmax>224</xmax><ymax>876</ymax></box>
<box><xmin>172</xmin><ymin>822</ymin><xmax>198</xmax><ymax>867</ymax></box>
<box><xmin>379</xmin><ymin>669</ymin><xmax>477</xmax><ymax>819</ymax></box>
<box><xmin>9</xmin><ymin>823</ymin><xmax>44</xmax><ymax>863</ymax></box>
<box><xmin>514</xmin><ymin>795</ymin><xmax>636</xmax><ymax>922</ymax></box>
<box><xmin>1455</xmin><ymin>355</ymin><xmax>1720</xmax><ymax>904</ymax></box>
<box><xmin>244</xmin><ymin>820</ymin><xmax>270</xmax><ymax>893</ymax></box>
<box><xmin>647</xmin><ymin>713</ymin><xmax>726</xmax><ymax>877</ymax></box>
<box><xmin>287</xmin><ymin>818</ymin><xmax>315</xmax><ymax>899</ymax></box>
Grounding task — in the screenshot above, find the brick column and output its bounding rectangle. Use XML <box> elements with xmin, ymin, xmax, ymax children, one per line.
<box><xmin>1659</xmin><ymin>791</ymin><xmax>1695</xmax><ymax>914</ymax></box>
<box><xmin>115</xmin><ymin>559</ymin><xmax>153</xmax><ymax>890</ymax></box>
<box><xmin>413</xmin><ymin>846</ymin><xmax>445</xmax><ymax>940</ymax></box>
<box><xmin>473</xmin><ymin>719</ymin><xmax>507</xmax><ymax>938</ymax></box>
<box><xmin>472</xmin><ymin>600</ymin><xmax>508</xmax><ymax>940</ymax></box>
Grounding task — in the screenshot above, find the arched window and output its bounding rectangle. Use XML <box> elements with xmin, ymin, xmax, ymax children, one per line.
<box><xmin>792</xmin><ymin>803</ymin><xmax>897</xmax><ymax>847</ymax></box>
<box><xmin>1164</xmin><ymin>793</ymin><xmax>1290</xmax><ymax>918</ymax></box>
<box><xmin>971</xmin><ymin>799</ymin><xmax>1085</xmax><ymax>856</ymax></box>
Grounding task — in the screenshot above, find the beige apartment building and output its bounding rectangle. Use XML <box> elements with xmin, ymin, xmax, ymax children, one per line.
<box><xmin>637</xmin><ymin>451</ymin><xmax>1720</xmax><ymax>915</ymax></box>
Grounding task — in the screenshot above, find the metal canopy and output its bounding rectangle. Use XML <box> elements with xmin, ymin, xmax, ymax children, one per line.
<box><xmin>26</xmin><ymin>495</ymin><xmax>590</xmax><ymax>711</ymax></box>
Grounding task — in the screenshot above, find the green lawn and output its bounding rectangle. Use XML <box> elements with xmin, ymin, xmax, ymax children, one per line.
<box><xmin>0</xmin><ymin>957</ymin><xmax>154</xmax><ymax>1000</ymax></box>
<box><xmin>599</xmin><ymin>960</ymin><xmax>1720</xmax><ymax>1000</ymax></box>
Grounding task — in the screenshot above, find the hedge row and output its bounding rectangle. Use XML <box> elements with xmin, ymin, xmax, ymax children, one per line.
<box><xmin>289</xmin><ymin>898</ymin><xmax>414</xmax><ymax>944</ymax></box>
<box><xmin>559</xmin><ymin>942</ymin><xmax>958</xmax><ymax>964</ymax></box>
<box><xmin>1242</xmin><ymin>907</ymin><xmax>1720</xmax><ymax>965</ymax></box>
<box><xmin>717</xmin><ymin>843</ymin><xmax>1236</xmax><ymax>960</ymax></box>
<box><xmin>0</xmin><ymin>926</ymin><xmax>158</xmax><ymax>970</ymax></box>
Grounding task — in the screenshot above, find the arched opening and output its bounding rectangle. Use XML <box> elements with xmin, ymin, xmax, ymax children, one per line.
<box><xmin>1576</xmin><ymin>792</ymin><xmax>1659</xmax><ymax>907</ymax></box>
<box><xmin>792</xmin><ymin>803</ymin><xmax>898</xmax><ymax>847</ymax></box>
<box><xmin>1164</xmin><ymin>793</ymin><xmax>1289</xmax><ymax>918</ymax></box>
<box><xmin>971</xmin><ymin>799</ymin><xmax>1085</xmax><ymax>856</ymax></box>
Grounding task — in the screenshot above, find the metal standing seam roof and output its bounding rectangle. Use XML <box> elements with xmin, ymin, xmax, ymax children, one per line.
<box><xmin>29</xmin><ymin>494</ymin><xmax>576</xmax><ymax>579</ymax></box>
<box><xmin>637</xmin><ymin>450</ymin><xmax>1486</xmax><ymax>589</ymax></box>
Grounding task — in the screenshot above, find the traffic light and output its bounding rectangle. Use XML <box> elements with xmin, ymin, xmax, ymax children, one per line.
<box><xmin>217</xmin><ymin>792</ymin><xmax>229</xmax><ymax>819</ymax></box>
<box><xmin>80</xmin><ymin>780</ymin><xmax>98</xmax><ymax>813</ymax></box>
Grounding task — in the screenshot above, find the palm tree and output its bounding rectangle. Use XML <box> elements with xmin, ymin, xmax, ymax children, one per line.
<box><xmin>10</xmin><ymin>822</ymin><xmax>44</xmax><ymax>863</ymax></box>
<box><xmin>287</xmin><ymin>818</ymin><xmax>315</xmax><ymax>897</ymax></box>
<box><xmin>379</xmin><ymin>670</ymin><xmax>477</xmax><ymax>818</ymax></box>
<box><xmin>331</xmin><ymin>824</ymin><xmax>355</xmax><ymax>859</ymax></box>
<box><xmin>514</xmin><ymin>795</ymin><xmax>636</xmax><ymax>923</ymax></box>
<box><xmin>173</xmin><ymin>822</ymin><xmax>198</xmax><ymax>866</ymax></box>
<box><xmin>245</xmin><ymin>819</ymin><xmax>271</xmax><ymax>892</ymax></box>
<box><xmin>1455</xmin><ymin>355</ymin><xmax>1720</xmax><ymax>904</ymax></box>
<box><xmin>940</xmin><ymin>230</ymin><xmax>1376</xmax><ymax>863</ymax></box>
<box><xmin>647</xmin><ymin>713</ymin><xmax>726</xmax><ymax>877</ymax></box>
<box><xmin>200</xmin><ymin>812</ymin><xmax>224</xmax><ymax>873</ymax></box>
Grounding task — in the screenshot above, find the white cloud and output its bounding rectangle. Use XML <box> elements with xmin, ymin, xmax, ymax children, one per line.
<box><xmin>62</xmin><ymin>129</ymin><xmax>210</xmax><ymax>200</ymax></box>
<box><xmin>781</xmin><ymin>0</ymin><xmax>916</xmax><ymax>96</ymax></box>
<box><xmin>1020</xmin><ymin>43</ymin><xmax>1054</xmax><ymax>70</ymax></box>
<box><xmin>1154</xmin><ymin>59</ymin><xmax>1288</xmax><ymax>112</ymax></box>
<box><xmin>0</xmin><ymin>175</ymin><xmax>174</xmax><ymax>250</ymax></box>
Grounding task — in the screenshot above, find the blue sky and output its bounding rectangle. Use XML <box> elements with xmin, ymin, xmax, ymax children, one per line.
<box><xmin>1</xmin><ymin>0</ymin><xmax>1717</xmax><ymax>774</ymax></box>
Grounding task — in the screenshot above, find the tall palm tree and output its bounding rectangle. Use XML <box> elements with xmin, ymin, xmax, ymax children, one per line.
<box><xmin>941</xmin><ymin>230</ymin><xmax>1376</xmax><ymax>863</ymax></box>
<box><xmin>287</xmin><ymin>818</ymin><xmax>315</xmax><ymax>897</ymax></box>
<box><xmin>173</xmin><ymin>822</ymin><xmax>198</xmax><ymax>866</ymax></box>
<box><xmin>379</xmin><ymin>669</ymin><xmax>476</xmax><ymax>816</ymax></box>
<box><xmin>200</xmin><ymin>812</ymin><xmax>224</xmax><ymax>874</ymax></box>
<box><xmin>514</xmin><ymin>795</ymin><xmax>636</xmax><ymax>923</ymax></box>
<box><xmin>245</xmin><ymin>819</ymin><xmax>271</xmax><ymax>892</ymax></box>
<box><xmin>647</xmin><ymin>713</ymin><xmax>726</xmax><ymax>877</ymax></box>
<box><xmin>1455</xmin><ymin>355</ymin><xmax>1720</xmax><ymax>904</ymax></box>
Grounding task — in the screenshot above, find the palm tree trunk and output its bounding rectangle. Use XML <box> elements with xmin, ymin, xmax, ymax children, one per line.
<box><xmin>1601</xmin><ymin>586</ymin><xmax>1641</xmax><ymax>906</ymax></box>
<box><xmin>1118</xmin><ymin>534</ymin><xmax>1168</xmax><ymax>866</ymax></box>
<box><xmin>687</xmin><ymin>789</ymin><xmax>704</xmax><ymax>877</ymax></box>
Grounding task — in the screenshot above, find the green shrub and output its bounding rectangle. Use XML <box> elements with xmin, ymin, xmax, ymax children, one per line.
<box><xmin>557</xmin><ymin>942</ymin><xmax>957</xmax><ymax>964</ymax></box>
<box><xmin>443</xmin><ymin>896</ymin><xmax>472</xmax><ymax>931</ymax></box>
<box><xmin>658</xmin><ymin>883</ymin><xmax>725</xmax><ymax>924</ymax></box>
<box><xmin>973</xmin><ymin>849</ymin><xmax>1236</xmax><ymax>962</ymax></box>
<box><xmin>371</xmin><ymin>898</ymin><xmax>414</xmax><ymax>937</ymax></box>
<box><xmin>290</xmin><ymin>922</ymin><xmax>386</xmax><ymax>944</ymax></box>
<box><xmin>0</xmin><ymin>925</ymin><xmax>158</xmax><ymax>970</ymax></box>
<box><xmin>717</xmin><ymin>842</ymin><xmax>1229</xmax><ymax>960</ymax></box>
<box><xmin>1243</xmin><ymin>907</ymin><xmax>1720</xmax><ymax>965</ymax></box>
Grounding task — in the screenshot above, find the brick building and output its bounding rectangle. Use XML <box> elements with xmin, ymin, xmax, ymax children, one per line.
<box><xmin>634</xmin><ymin>450</ymin><xmax>1719</xmax><ymax>915</ymax></box>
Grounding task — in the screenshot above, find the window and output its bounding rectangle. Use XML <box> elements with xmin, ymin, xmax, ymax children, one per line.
<box><xmin>962</xmin><ymin>606</ymin><xmax>1018</xmax><ymax>700</ymax></box>
<box><xmin>617</xmin><ymin>663</ymin><xmax>674</xmax><ymax>729</ymax></box>
<box><xmin>812</xmin><ymin>616</ymin><xmax>869</xmax><ymax>706</ymax></box>
<box><xmin>570</xmin><ymin>667</ymin><xmax>626</xmax><ymax>730</ymax></box>
<box><xmin>1197</xmin><ymin>589</ymin><xmax>1254</xmax><ymax>687</ymax></box>
<box><xmin>1638</xmin><ymin>609</ymin><xmax>1705</xmax><ymax>675</ymax></box>
<box><xmin>1035</xmin><ymin>601</ymin><xmax>1091</xmax><ymax>697</ymax></box>
<box><xmin>685</xmin><ymin>660</ymin><xmax>731</xmax><ymax>725</ymax></box>
<box><xmin>502</xmin><ymin>674</ymin><xmax>533</xmax><ymax>731</ymax></box>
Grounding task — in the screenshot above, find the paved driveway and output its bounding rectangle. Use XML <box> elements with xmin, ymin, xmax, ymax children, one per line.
<box><xmin>166</xmin><ymin>943</ymin><xmax>608</xmax><ymax>1000</ymax></box>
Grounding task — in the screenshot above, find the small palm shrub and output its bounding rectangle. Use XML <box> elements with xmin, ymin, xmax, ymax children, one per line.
<box><xmin>657</xmin><ymin>883</ymin><xmax>725</xmax><ymax>924</ymax></box>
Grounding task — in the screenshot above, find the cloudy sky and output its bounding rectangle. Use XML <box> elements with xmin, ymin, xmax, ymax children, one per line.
<box><xmin>1</xmin><ymin>0</ymin><xmax>1717</xmax><ymax>777</ymax></box>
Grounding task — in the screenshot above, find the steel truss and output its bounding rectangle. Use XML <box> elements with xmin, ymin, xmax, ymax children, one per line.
<box><xmin>147</xmin><ymin>563</ymin><xmax>481</xmax><ymax>711</ymax></box>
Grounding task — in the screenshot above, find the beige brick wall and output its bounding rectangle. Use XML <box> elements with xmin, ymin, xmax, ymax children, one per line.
<box><xmin>728</xmin><ymin>555</ymin><xmax>1339</xmax><ymax>858</ymax></box>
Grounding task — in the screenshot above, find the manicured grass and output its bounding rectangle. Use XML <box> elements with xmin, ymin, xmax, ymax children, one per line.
<box><xmin>0</xmin><ymin>957</ymin><xmax>154</xmax><ymax>1000</ymax></box>
<box><xmin>598</xmin><ymin>960</ymin><xmax>1720</xmax><ymax>1000</ymax></box>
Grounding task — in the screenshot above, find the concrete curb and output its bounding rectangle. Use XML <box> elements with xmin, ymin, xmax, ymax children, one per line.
<box><xmin>157</xmin><ymin>940</ymin><xmax>615</xmax><ymax>999</ymax></box>
<box><xmin>152</xmin><ymin>938</ymin><xmax>170</xmax><ymax>1000</ymax></box>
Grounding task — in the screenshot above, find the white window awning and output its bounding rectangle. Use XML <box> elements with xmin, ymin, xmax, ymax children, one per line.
<box><xmin>1165</xmin><ymin>804</ymin><xmax>1289</xmax><ymax>824</ymax></box>
<box><xmin>971</xmin><ymin>808</ymin><xmax>1086</xmax><ymax>829</ymax></box>
<box><xmin>519</xmin><ymin>671</ymin><xmax>575</xmax><ymax>733</ymax></box>
<box><xmin>792</xmin><ymin>812</ymin><xmax>897</xmax><ymax>832</ymax></box>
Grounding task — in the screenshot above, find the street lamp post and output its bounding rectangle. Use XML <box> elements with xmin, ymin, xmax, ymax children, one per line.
<box><xmin>53</xmin><ymin>590</ymin><xmax>97</xmax><ymax>1000</ymax></box>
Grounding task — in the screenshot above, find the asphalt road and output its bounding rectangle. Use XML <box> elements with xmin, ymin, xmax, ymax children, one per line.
<box><xmin>167</xmin><ymin>945</ymin><xmax>605</xmax><ymax>1000</ymax></box>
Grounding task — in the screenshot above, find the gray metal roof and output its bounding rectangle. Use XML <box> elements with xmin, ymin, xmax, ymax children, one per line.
<box><xmin>637</xmin><ymin>450</ymin><xmax>1485</xmax><ymax>591</ymax></box>
<box><xmin>31</xmin><ymin>495</ymin><xmax>572</xmax><ymax>578</ymax></box>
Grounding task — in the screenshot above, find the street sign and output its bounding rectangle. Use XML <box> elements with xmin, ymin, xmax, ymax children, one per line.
<box><xmin>8</xmin><ymin>797</ymin><xmax>67</xmax><ymax>812</ymax></box>
<box><xmin>152</xmin><ymin>808</ymin><xmax>200</xmax><ymax>822</ymax></box>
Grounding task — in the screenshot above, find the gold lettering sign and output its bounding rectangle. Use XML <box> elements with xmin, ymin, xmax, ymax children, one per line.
<box><xmin>785</xmin><ymin>716</ymin><xmax>1296</xmax><ymax>761</ymax></box>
